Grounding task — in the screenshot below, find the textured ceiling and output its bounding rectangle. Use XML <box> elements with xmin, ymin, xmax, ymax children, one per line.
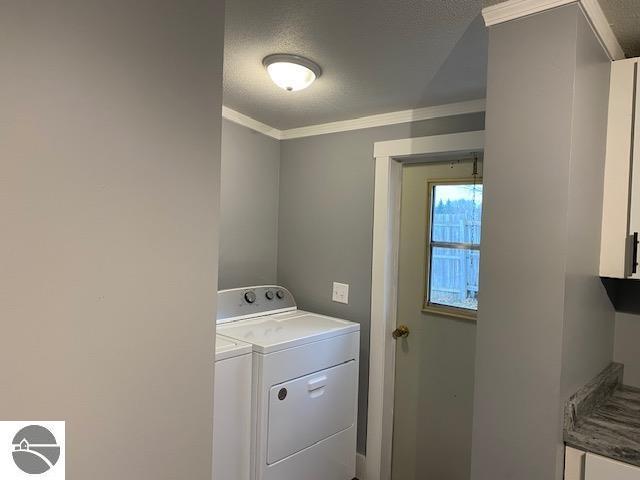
<box><xmin>483</xmin><ymin>0</ymin><xmax>640</xmax><ymax>58</ymax></box>
<box><xmin>223</xmin><ymin>0</ymin><xmax>486</xmax><ymax>130</ymax></box>
<box><xmin>599</xmin><ymin>0</ymin><xmax>640</xmax><ymax>57</ymax></box>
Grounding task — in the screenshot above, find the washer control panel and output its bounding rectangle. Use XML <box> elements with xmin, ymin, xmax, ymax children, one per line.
<box><xmin>216</xmin><ymin>285</ymin><xmax>296</xmax><ymax>324</ymax></box>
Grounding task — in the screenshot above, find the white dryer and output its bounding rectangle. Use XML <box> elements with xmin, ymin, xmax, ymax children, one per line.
<box><xmin>213</xmin><ymin>334</ymin><xmax>252</xmax><ymax>480</ymax></box>
<box><xmin>216</xmin><ymin>285</ymin><xmax>360</xmax><ymax>480</ymax></box>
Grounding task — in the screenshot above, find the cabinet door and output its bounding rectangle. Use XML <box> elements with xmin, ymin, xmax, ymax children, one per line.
<box><xmin>601</xmin><ymin>59</ymin><xmax>637</xmax><ymax>278</ymax></box>
<box><xmin>586</xmin><ymin>453</ymin><xmax>640</xmax><ymax>480</ymax></box>
<box><xmin>565</xmin><ymin>447</ymin><xmax>586</xmax><ymax>480</ymax></box>
<box><xmin>630</xmin><ymin>61</ymin><xmax>640</xmax><ymax>279</ymax></box>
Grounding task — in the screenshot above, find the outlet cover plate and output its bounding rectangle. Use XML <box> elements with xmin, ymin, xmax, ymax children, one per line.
<box><xmin>332</xmin><ymin>282</ymin><xmax>349</xmax><ymax>304</ymax></box>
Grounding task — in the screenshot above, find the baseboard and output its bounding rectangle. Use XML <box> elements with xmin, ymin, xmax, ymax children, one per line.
<box><xmin>356</xmin><ymin>452</ymin><xmax>366</xmax><ymax>480</ymax></box>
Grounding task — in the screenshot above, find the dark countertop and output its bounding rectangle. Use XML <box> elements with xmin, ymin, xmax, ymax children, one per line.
<box><xmin>564</xmin><ymin>363</ymin><xmax>640</xmax><ymax>467</ymax></box>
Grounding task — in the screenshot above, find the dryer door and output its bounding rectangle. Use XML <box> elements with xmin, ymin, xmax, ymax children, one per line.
<box><xmin>267</xmin><ymin>360</ymin><xmax>357</xmax><ymax>464</ymax></box>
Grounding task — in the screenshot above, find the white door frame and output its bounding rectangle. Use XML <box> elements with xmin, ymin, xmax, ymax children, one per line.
<box><xmin>364</xmin><ymin>130</ymin><xmax>485</xmax><ymax>480</ymax></box>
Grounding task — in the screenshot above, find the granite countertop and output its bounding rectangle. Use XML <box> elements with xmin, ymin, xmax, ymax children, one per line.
<box><xmin>564</xmin><ymin>363</ymin><xmax>640</xmax><ymax>467</ymax></box>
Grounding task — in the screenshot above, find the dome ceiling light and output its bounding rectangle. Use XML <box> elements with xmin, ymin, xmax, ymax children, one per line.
<box><xmin>262</xmin><ymin>54</ymin><xmax>322</xmax><ymax>92</ymax></box>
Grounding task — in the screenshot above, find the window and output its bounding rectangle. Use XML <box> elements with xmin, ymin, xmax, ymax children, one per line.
<box><xmin>424</xmin><ymin>179</ymin><xmax>483</xmax><ymax>319</ymax></box>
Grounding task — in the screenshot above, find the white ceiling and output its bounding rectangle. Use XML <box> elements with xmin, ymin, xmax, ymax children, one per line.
<box><xmin>223</xmin><ymin>0</ymin><xmax>487</xmax><ymax>130</ymax></box>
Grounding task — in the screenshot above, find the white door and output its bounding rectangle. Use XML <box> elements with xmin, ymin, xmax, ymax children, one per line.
<box><xmin>391</xmin><ymin>159</ymin><xmax>481</xmax><ymax>480</ymax></box>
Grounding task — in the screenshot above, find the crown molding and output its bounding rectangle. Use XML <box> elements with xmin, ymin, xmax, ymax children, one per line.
<box><xmin>579</xmin><ymin>0</ymin><xmax>625</xmax><ymax>60</ymax></box>
<box><xmin>482</xmin><ymin>0</ymin><xmax>624</xmax><ymax>60</ymax></box>
<box><xmin>221</xmin><ymin>106</ymin><xmax>282</xmax><ymax>139</ymax></box>
<box><xmin>482</xmin><ymin>0</ymin><xmax>574</xmax><ymax>25</ymax></box>
<box><xmin>221</xmin><ymin>99</ymin><xmax>486</xmax><ymax>141</ymax></box>
<box><xmin>279</xmin><ymin>99</ymin><xmax>486</xmax><ymax>140</ymax></box>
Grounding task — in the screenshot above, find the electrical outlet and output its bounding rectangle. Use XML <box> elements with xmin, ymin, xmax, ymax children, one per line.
<box><xmin>332</xmin><ymin>282</ymin><xmax>349</xmax><ymax>304</ymax></box>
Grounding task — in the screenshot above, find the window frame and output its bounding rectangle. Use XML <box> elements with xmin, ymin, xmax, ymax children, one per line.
<box><xmin>422</xmin><ymin>177</ymin><xmax>483</xmax><ymax>321</ymax></box>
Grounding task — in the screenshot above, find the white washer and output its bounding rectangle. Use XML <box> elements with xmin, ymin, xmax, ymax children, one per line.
<box><xmin>217</xmin><ymin>285</ymin><xmax>360</xmax><ymax>480</ymax></box>
<box><xmin>213</xmin><ymin>334</ymin><xmax>252</xmax><ymax>480</ymax></box>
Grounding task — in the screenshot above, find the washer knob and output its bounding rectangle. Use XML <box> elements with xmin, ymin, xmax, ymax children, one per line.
<box><xmin>244</xmin><ymin>291</ymin><xmax>256</xmax><ymax>304</ymax></box>
<box><xmin>276</xmin><ymin>289</ymin><xmax>285</xmax><ymax>299</ymax></box>
<box><xmin>265</xmin><ymin>290</ymin><xmax>275</xmax><ymax>300</ymax></box>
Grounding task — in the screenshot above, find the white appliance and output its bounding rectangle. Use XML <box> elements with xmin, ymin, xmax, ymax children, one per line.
<box><xmin>216</xmin><ymin>285</ymin><xmax>360</xmax><ymax>480</ymax></box>
<box><xmin>213</xmin><ymin>334</ymin><xmax>252</xmax><ymax>480</ymax></box>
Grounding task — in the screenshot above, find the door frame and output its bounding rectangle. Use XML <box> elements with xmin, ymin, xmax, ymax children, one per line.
<box><xmin>365</xmin><ymin>130</ymin><xmax>485</xmax><ymax>480</ymax></box>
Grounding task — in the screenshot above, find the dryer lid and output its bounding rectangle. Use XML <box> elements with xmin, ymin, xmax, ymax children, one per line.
<box><xmin>217</xmin><ymin>310</ymin><xmax>360</xmax><ymax>354</ymax></box>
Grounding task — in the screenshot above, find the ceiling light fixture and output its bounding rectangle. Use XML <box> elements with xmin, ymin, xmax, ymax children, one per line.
<box><xmin>262</xmin><ymin>54</ymin><xmax>322</xmax><ymax>92</ymax></box>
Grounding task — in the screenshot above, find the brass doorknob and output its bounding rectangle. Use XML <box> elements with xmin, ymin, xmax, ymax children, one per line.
<box><xmin>392</xmin><ymin>325</ymin><xmax>410</xmax><ymax>339</ymax></box>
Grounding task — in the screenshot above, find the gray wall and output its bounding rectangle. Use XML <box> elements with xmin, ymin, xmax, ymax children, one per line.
<box><xmin>614</xmin><ymin>313</ymin><xmax>640</xmax><ymax>388</ymax></box>
<box><xmin>560</xmin><ymin>10</ymin><xmax>615</xmax><ymax>404</ymax></box>
<box><xmin>219</xmin><ymin>119</ymin><xmax>280</xmax><ymax>289</ymax></box>
<box><xmin>0</xmin><ymin>2</ymin><xmax>224</xmax><ymax>479</ymax></box>
<box><xmin>472</xmin><ymin>6</ymin><xmax>614</xmax><ymax>480</ymax></box>
<box><xmin>277</xmin><ymin>112</ymin><xmax>485</xmax><ymax>453</ymax></box>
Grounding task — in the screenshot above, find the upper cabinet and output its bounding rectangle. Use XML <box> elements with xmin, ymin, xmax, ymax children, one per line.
<box><xmin>600</xmin><ymin>58</ymin><xmax>640</xmax><ymax>279</ymax></box>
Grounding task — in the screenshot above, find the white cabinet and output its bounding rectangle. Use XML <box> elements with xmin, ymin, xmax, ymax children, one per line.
<box><xmin>565</xmin><ymin>447</ymin><xmax>586</xmax><ymax>480</ymax></box>
<box><xmin>586</xmin><ymin>453</ymin><xmax>640</xmax><ymax>480</ymax></box>
<box><xmin>565</xmin><ymin>448</ymin><xmax>640</xmax><ymax>480</ymax></box>
<box><xmin>600</xmin><ymin>57</ymin><xmax>640</xmax><ymax>279</ymax></box>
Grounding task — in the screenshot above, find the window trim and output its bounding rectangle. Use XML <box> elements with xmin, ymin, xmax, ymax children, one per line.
<box><xmin>422</xmin><ymin>177</ymin><xmax>482</xmax><ymax>321</ymax></box>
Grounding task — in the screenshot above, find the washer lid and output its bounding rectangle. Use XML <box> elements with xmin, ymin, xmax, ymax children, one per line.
<box><xmin>215</xmin><ymin>334</ymin><xmax>252</xmax><ymax>361</ymax></box>
<box><xmin>217</xmin><ymin>310</ymin><xmax>360</xmax><ymax>354</ymax></box>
